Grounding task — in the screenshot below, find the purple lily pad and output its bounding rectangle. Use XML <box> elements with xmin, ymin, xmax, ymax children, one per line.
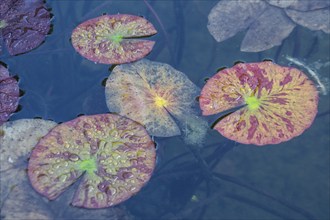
<box><xmin>0</xmin><ymin>63</ymin><xmax>19</xmax><ymax>126</ymax></box>
<box><xmin>28</xmin><ymin>114</ymin><xmax>156</xmax><ymax>209</ymax></box>
<box><xmin>0</xmin><ymin>0</ymin><xmax>51</xmax><ymax>55</ymax></box>
<box><xmin>207</xmin><ymin>0</ymin><xmax>329</xmax><ymax>52</ymax></box>
<box><xmin>71</xmin><ymin>14</ymin><xmax>157</xmax><ymax>64</ymax></box>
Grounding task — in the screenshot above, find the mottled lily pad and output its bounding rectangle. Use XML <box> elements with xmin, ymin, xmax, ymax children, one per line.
<box><xmin>0</xmin><ymin>63</ymin><xmax>19</xmax><ymax>125</ymax></box>
<box><xmin>28</xmin><ymin>114</ymin><xmax>156</xmax><ymax>208</ymax></box>
<box><xmin>0</xmin><ymin>0</ymin><xmax>51</xmax><ymax>55</ymax></box>
<box><xmin>207</xmin><ymin>0</ymin><xmax>329</xmax><ymax>52</ymax></box>
<box><xmin>199</xmin><ymin>62</ymin><xmax>318</xmax><ymax>145</ymax></box>
<box><xmin>105</xmin><ymin>59</ymin><xmax>207</xmax><ymax>144</ymax></box>
<box><xmin>71</xmin><ymin>14</ymin><xmax>157</xmax><ymax>64</ymax></box>
<box><xmin>0</xmin><ymin>119</ymin><xmax>57</xmax><ymax>207</ymax></box>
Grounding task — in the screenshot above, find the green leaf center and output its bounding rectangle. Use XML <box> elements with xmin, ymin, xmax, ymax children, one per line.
<box><xmin>78</xmin><ymin>158</ymin><xmax>97</xmax><ymax>175</ymax></box>
<box><xmin>245</xmin><ymin>96</ymin><xmax>261</xmax><ymax>111</ymax></box>
<box><xmin>110</xmin><ymin>34</ymin><xmax>123</xmax><ymax>43</ymax></box>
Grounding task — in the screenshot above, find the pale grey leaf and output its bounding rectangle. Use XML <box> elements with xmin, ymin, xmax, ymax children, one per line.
<box><xmin>267</xmin><ymin>0</ymin><xmax>299</xmax><ymax>9</ymax></box>
<box><xmin>241</xmin><ymin>6</ymin><xmax>296</xmax><ymax>52</ymax></box>
<box><xmin>267</xmin><ymin>0</ymin><xmax>330</xmax><ymax>11</ymax></box>
<box><xmin>1</xmin><ymin>182</ymin><xmax>53</xmax><ymax>220</ymax></box>
<box><xmin>286</xmin><ymin>8</ymin><xmax>330</xmax><ymax>33</ymax></box>
<box><xmin>207</xmin><ymin>0</ymin><xmax>267</xmax><ymax>42</ymax></box>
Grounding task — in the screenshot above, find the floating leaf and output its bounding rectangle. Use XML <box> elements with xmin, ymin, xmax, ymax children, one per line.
<box><xmin>0</xmin><ymin>63</ymin><xmax>19</xmax><ymax>126</ymax></box>
<box><xmin>199</xmin><ymin>62</ymin><xmax>318</xmax><ymax>146</ymax></box>
<box><xmin>240</xmin><ymin>6</ymin><xmax>295</xmax><ymax>52</ymax></box>
<box><xmin>0</xmin><ymin>0</ymin><xmax>51</xmax><ymax>55</ymax></box>
<box><xmin>28</xmin><ymin>114</ymin><xmax>156</xmax><ymax>209</ymax></box>
<box><xmin>267</xmin><ymin>0</ymin><xmax>330</xmax><ymax>11</ymax></box>
<box><xmin>71</xmin><ymin>14</ymin><xmax>157</xmax><ymax>64</ymax></box>
<box><xmin>207</xmin><ymin>0</ymin><xmax>329</xmax><ymax>52</ymax></box>
<box><xmin>0</xmin><ymin>119</ymin><xmax>57</xmax><ymax>207</ymax></box>
<box><xmin>1</xmin><ymin>182</ymin><xmax>53</xmax><ymax>220</ymax></box>
<box><xmin>285</xmin><ymin>8</ymin><xmax>330</xmax><ymax>33</ymax></box>
<box><xmin>105</xmin><ymin>59</ymin><xmax>207</xmax><ymax>144</ymax></box>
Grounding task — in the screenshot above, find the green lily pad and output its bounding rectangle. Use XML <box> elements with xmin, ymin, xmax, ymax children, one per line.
<box><xmin>105</xmin><ymin>59</ymin><xmax>207</xmax><ymax>145</ymax></box>
<box><xmin>28</xmin><ymin>114</ymin><xmax>156</xmax><ymax>209</ymax></box>
<box><xmin>71</xmin><ymin>14</ymin><xmax>157</xmax><ymax>64</ymax></box>
<box><xmin>199</xmin><ymin>61</ymin><xmax>318</xmax><ymax>146</ymax></box>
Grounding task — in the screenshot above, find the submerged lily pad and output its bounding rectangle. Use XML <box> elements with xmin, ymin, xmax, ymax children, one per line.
<box><xmin>71</xmin><ymin>14</ymin><xmax>157</xmax><ymax>64</ymax></box>
<box><xmin>0</xmin><ymin>119</ymin><xmax>57</xmax><ymax>207</ymax></box>
<box><xmin>0</xmin><ymin>63</ymin><xmax>19</xmax><ymax>126</ymax></box>
<box><xmin>105</xmin><ymin>59</ymin><xmax>207</xmax><ymax>144</ymax></box>
<box><xmin>1</xmin><ymin>183</ymin><xmax>53</xmax><ymax>220</ymax></box>
<box><xmin>28</xmin><ymin>114</ymin><xmax>156</xmax><ymax>208</ymax></box>
<box><xmin>199</xmin><ymin>62</ymin><xmax>318</xmax><ymax>146</ymax></box>
<box><xmin>207</xmin><ymin>0</ymin><xmax>329</xmax><ymax>52</ymax></box>
<box><xmin>0</xmin><ymin>0</ymin><xmax>51</xmax><ymax>55</ymax></box>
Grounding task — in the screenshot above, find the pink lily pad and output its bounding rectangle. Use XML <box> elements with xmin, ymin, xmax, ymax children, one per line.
<box><xmin>0</xmin><ymin>63</ymin><xmax>19</xmax><ymax>125</ymax></box>
<box><xmin>28</xmin><ymin>114</ymin><xmax>156</xmax><ymax>209</ymax></box>
<box><xmin>199</xmin><ymin>62</ymin><xmax>319</xmax><ymax>146</ymax></box>
<box><xmin>71</xmin><ymin>14</ymin><xmax>157</xmax><ymax>64</ymax></box>
<box><xmin>105</xmin><ymin>59</ymin><xmax>207</xmax><ymax>145</ymax></box>
<box><xmin>0</xmin><ymin>0</ymin><xmax>51</xmax><ymax>55</ymax></box>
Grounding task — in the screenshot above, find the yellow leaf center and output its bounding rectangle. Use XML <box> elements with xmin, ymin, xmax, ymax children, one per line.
<box><xmin>154</xmin><ymin>95</ymin><xmax>168</xmax><ymax>108</ymax></box>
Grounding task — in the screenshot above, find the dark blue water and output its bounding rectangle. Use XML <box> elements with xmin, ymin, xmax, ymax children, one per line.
<box><xmin>2</xmin><ymin>0</ymin><xmax>329</xmax><ymax>219</ymax></box>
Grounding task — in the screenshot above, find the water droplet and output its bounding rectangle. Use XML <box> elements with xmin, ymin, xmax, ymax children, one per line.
<box><xmin>98</xmin><ymin>140</ymin><xmax>106</xmax><ymax>149</ymax></box>
<box><xmin>96</xmin><ymin>192</ymin><xmax>104</xmax><ymax>200</ymax></box>
<box><xmin>8</xmin><ymin>156</ymin><xmax>14</xmax><ymax>163</ymax></box>
<box><xmin>37</xmin><ymin>174</ymin><xmax>49</xmax><ymax>183</ymax></box>
<box><xmin>122</xmin><ymin>172</ymin><xmax>133</xmax><ymax>179</ymax></box>
<box><xmin>88</xmin><ymin>185</ymin><xmax>95</xmax><ymax>192</ymax></box>
<box><xmin>33</xmin><ymin>169</ymin><xmax>40</xmax><ymax>175</ymax></box>
<box><xmin>118</xmin><ymin>186</ymin><xmax>126</xmax><ymax>193</ymax></box>
<box><xmin>59</xmin><ymin>174</ymin><xmax>67</xmax><ymax>182</ymax></box>
<box><xmin>52</xmin><ymin>164</ymin><xmax>60</xmax><ymax>169</ymax></box>
<box><xmin>69</xmin><ymin>154</ymin><xmax>79</xmax><ymax>161</ymax></box>
<box><xmin>110</xmin><ymin>130</ymin><xmax>119</xmax><ymax>137</ymax></box>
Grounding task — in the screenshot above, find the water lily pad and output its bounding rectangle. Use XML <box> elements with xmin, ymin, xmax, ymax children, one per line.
<box><xmin>207</xmin><ymin>0</ymin><xmax>329</xmax><ymax>52</ymax></box>
<box><xmin>267</xmin><ymin>0</ymin><xmax>330</xmax><ymax>11</ymax></box>
<box><xmin>1</xmin><ymin>182</ymin><xmax>53</xmax><ymax>220</ymax></box>
<box><xmin>199</xmin><ymin>62</ymin><xmax>318</xmax><ymax>145</ymax></box>
<box><xmin>105</xmin><ymin>59</ymin><xmax>206</xmax><ymax>143</ymax></box>
<box><xmin>0</xmin><ymin>119</ymin><xmax>57</xmax><ymax>207</ymax></box>
<box><xmin>71</xmin><ymin>14</ymin><xmax>157</xmax><ymax>64</ymax></box>
<box><xmin>28</xmin><ymin>114</ymin><xmax>156</xmax><ymax>208</ymax></box>
<box><xmin>0</xmin><ymin>63</ymin><xmax>19</xmax><ymax>126</ymax></box>
<box><xmin>285</xmin><ymin>8</ymin><xmax>330</xmax><ymax>33</ymax></box>
<box><xmin>0</xmin><ymin>0</ymin><xmax>51</xmax><ymax>55</ymax></box>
